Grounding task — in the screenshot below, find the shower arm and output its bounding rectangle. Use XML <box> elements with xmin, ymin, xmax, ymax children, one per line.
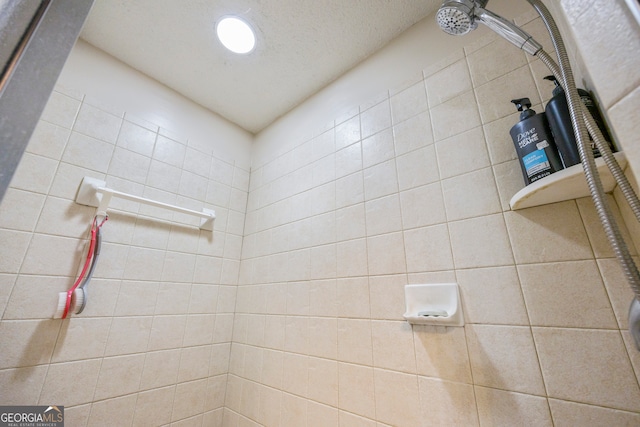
<box><xmin>475</xmin><ymin>8</ymin><xmax>542</xmax><ymax>56</ymax></box>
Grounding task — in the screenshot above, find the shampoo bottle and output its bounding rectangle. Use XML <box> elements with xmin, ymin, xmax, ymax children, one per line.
<box><xmin>509</xmin><ymin>98</ymin><xmax>564</xmax><ymax>185</ymax></box>
<box><xmin>544</xmin><ymin>75</ymin><xmax>614</xmax><ymax>167</ymax></box>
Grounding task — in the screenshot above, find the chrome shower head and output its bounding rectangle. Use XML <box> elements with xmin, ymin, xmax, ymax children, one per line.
<box><xmin>435</xmin><ymin>0</ymin><xmax>542</xmax><ymax>56</ymax></box>
<box><xmin>436</xmin><ymin>0</ymin><xmax>488</xmax><ymax>35</ymax></box>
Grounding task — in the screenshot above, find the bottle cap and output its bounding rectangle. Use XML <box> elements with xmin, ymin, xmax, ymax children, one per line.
<box><xmin>544</xmin><ymin>75</ymin><xmax>564</xmax><ymax>96</ymax></box>
<box><xmin>511</xmin><ymin>98</ymin><xmax>535</xmax><ymax>120</ymax></box>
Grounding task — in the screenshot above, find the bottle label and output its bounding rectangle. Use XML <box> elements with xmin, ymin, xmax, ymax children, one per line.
<box><xmin>517</xmin><ymin>127</ymin><xmax>539</xmax><ymax>149</ymax></box>
<box><xmin>523</xmin><ymin>148</ymin><xmax>551</xmax><ymax>178</ymax></box>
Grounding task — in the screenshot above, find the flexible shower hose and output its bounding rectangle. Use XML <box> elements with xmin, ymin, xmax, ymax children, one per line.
<box><xmin>525</xmin><ymin>0</ymin><xmax>640</xmax><ymax>348</ymax></box>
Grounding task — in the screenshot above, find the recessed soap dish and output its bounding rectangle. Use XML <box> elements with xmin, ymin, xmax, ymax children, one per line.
<box><xmin>403</xmin><ymin>283</ymin><xmax>464</xmax><ymax>326</ymax></box>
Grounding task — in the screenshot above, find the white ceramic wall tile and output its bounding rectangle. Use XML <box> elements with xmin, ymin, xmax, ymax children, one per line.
<box><xmin>442</xmin><ymin>167</ymin><xmax>501</xmax><ymax>221</ymax></box>
<box><xmin>73</xmin><ymin>103</ymin><xmax>122</xmax><ymax>144</ymax></box>
<box><xmin>399</xmin><ymin>182</ymin><xmax>446</xmax><ymax>230</ymax></box>
<box><xmin>2</xmin><ymin>276</ymin><xmax>70</xmax><ymax>320</ymax></box>
<box><xmin>426</xmin><ymin>59</ymin><xmax>473</xmax><ymax>108</ymax></box>
<box><xmin>336</xmin><ymin>277</ymin><xmax>371</xmax><ymax>319</ymax></box>
<box><xmin>0</xmin><ymin>365</ymin><xmax>48</xmax><ymax>405</ymax></box>
<box><xmin>335</xmin><ymin>142</ymin><xmax>362</xmax><ymax>179</ymax></box>
<box><xmin>609</xmin><ymin>86</ymin><xmax>640</xmax><ymax>178</ymax></box>
<box><xmin>597</xmin><ymin>257</ymin><xmax>637</xmax><ymax>329</ymax></box>
<box><xmin>51</xmin><ymin>318</ymin><xmax>111</xmax><ymax>363</ymax></box>
<box><xmin>63</xmin><ymin>132</ymin><xmax>115</xmax><ymax>174</ymax></box>
<box><xmin>133</xmin><ymin>386</ymin><xmax>175</xmax><ymax>427</ymax></box>
<box><xmin>338</xmin><ymin>318</ymin><xmax>373</xmax><ymax>365</ymax></box>
<box><xmin>457</xmin><ymin>266</ymin><xmax>529</xmax><ymax>325</ymax></box>
<box><xmin>363</xmin><ymin>160</ymin><xmax>399</xmax><ymax>201</ymax></box>
<box><xmin>0</xmin><ymin>320</ymin><xmax>59</xmax><ymax>368</ymax></box>
<box><xmin>436</xmin><ymin>126</ymin><xmax>491</xmax><ymax>179</ymax></box>
<box><xmin>335</xmin><ymin>115</ymin><xmax>361</xmax><ymax>150</ymax></box>
<box><xmin>88</xmin><ymin>397</ymin><xmax>131</xmax><ymax>427</ymax></box>
<box><xmin>338</xmin><ymin>411</ymin><xmax>376</xmax><ymax>427</ymax></box>
<box><xmin>39</xmin><ymin>91</ymin><xmax>81</xmax><ymax>129</ymax></box>
<box><xmin>504</xmin><ymin>201</ymin><xmax>593</xmax><ymax>264</ymax></box>
<box><xmin>360</xmin><ymin>100</ymin><xmax>391</xmax><ymax>139</ymax></box>
<box><xmin>147</xmin><ymin>315</ymin><xmax>187</xmax><ymax>351</ymax></box>
<box><xmin>371</xmin><ymin>320</ymin><xmax>416</xmax><ymax>373</ymax></box>
<box><xmin>366</xmin><ymin>232</ymin><xmax>406</xmax><ymax>276</ymax></box>
<box><xmin>418</xmin><ymin>377</ymin><xmax>479</xmax><ymax>427</ymax></box>
<box><xmin>404</xmin><ymin>224</ymin><xmax>454</xmax><ymax>273</ymax></box>
<box><xmin>396</xmin><ymin>145</ymin><xmax>440</xmax><ymax>191</ymax></box>
<box><xmin>563</xmin><ymin>1</ymin><xmax>640</xmax><ymax>110</ymax></box>
<box><xmin>493</xmin><ymin>159</ymin><xmax>525</xmax><ymax>211</ymax></box>
<box><xmin>48</xmin><ymin>163</ymin><xmax>104</xmax><ymax>201</ymax></box>
<box><xmin>475</xmin><ymin>65</ymin><xmax>541</xmax><ymax>125</ymax></box>
<box><xmin>338</xmin><ymin>363</ymin><xmax>376</xmax><ymax>418</ymax></box>
<box><xmin>10</xmin><ymin>152</ymin><xmax>58</xmax><ymax>194</ymax></box>
<box><xmin>365</xmin><ymin>194</ymin><xmax>402</xmax><ymax>236</ymax></box>
<box><xmin>308</xmin><ymin>357</ymin><xmax>339</xmax><ymax>406</ymax></box>
<box><xmin>116</xmin><ymin>120</ymin><xmax>157</xmax><ymax>157</ymax></box>
<box><xmin>518</xmin><ymin>260</ymin><xmax>617</xmax><ymax>328</ymax></box>
<box><xmin>104</xmin><ymin>316</ymin><xmax>153</xmax><ymax>356</ymax></box>
<box><xmin>153</xmin><ymin>135</ymin><xmax>186</xmax><ymax>168</ymax></box>
<box><xmin>466</xmin><ymin>324</ymin><xmax>545</xmax><ymax>395</ymax></box>
<box><xmin>423</xmin><ymin>49</ymin><xmax>465</xmax><ymax>78</ymax></box>
<box><xmin>0</xmin><ymin>188</ymin><xmax>45</xmax><ymax>232</ymax></box>
<box><xmin>368</xmin><ymin>274</ymin><xmax>407</xmax><ymax>321</ymax></box>
<box><xmin>39</xmin><ymin>359</ymin><xmax>101</xmax><ymax>406</ymax></box>
<box><xmin>171</xmin><ymin>379</ymin><xmax>207</xmax><ymax>422</ymax></box>
<box><xmin>35</xmin><ymin>196</ymin><xmax>95</xmax><ymax>238</ymax></box>
<box><xmin>362</xmin><ymin>129</ymin><xmax>394</xmax><ymax>169</ymax></box>
<box><xmin>21</xmin><ymin>234</ymin><xmax>88</xmax><ymax>276</ymax></box>
<box><xmin>475</xmin><ymin>386</ymin><xmax>553</xmax><ymax>427</ymax></box>
<box><xmin>336</xmin><ymin>172</ymin><xmax>364</xmax><ymax>209</ymax></box>
<box><xmin>93</xmin><ymin>353</ymin><xmax>145</xmax><ymax>400</ymax></box>
<box><xmin>533</xmin><ymin>327</ymin><xmax>640</xmax><ymax>411</ymax></box>
<box><xmin>27</xmin><ymin>120</ymin><xmax>70</xmax><ymax>160</ymax></box>
<box><xmin>390</xmin><ymin>80</ymin><xmax>428</xmax><ymax>125</ymax></box>
<box><xmin>483</xmin><ymin>110</ymin><xmax>519</xmax><ymax>165</ymax></box>
<box><xmin>392</xmin><ymin>111</ymin><xmax>433</xmax><ymax>156</ymax></box>
<box><xmin>413</xmin><ymin>325</ymin><xmax>472</xmax><ymax>383</ymax></box>
<box><xmin>466</xmin><ymin>38</ymin><xmax>528</xmax><ymax>87</ymax></box>
<box><xmin>373</xmin><ymin>369</ymin><xmax>420</xmax><ymax>427</ymax></box>
<box><xmin>548</xmin><ymin>398</ymin><xmax>640</xmax><ymax>427</ymax></box>
<box><xmin>430</xmin><ymin>91</ymin><xmax>482</xmax><ymax>142</ymax></box>
<box><xmin>576</xmin><ymin>195</ymin><xmax>637</xmax><ymax>258</ymax></box>
<box><xmin>178</xmin><ymin>345</ymin><xmax>213</xmax><ymax>382</ymax></box>
<box><xmin>449</xmin><ymin>214</ymin><xmax>514</xmax><ymax>269</ymax></box>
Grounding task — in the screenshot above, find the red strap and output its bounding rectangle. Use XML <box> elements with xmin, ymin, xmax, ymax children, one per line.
<box><xmin>61</xmin><ymin>216</ymin><xmax>107</xmax><ymax>319</ymax></box>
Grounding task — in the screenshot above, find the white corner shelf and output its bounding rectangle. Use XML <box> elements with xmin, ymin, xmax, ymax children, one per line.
<box><xmin>510</xmin><ymin>152</ymin><xmax>627</xmax><ymax>210</ymax></box>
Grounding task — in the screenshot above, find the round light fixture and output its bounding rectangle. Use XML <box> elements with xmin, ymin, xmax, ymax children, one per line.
<box><xmin>216</xmin><ymin>16</ymin><xmax>256</xmax><ymax>54</ymax></box>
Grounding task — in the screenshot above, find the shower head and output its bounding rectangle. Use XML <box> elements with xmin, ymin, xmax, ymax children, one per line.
<box><xmin>436</xmin><ymin>0</ymin><xmax>488</xmax><ymax>35</ymax></box>
<box><xmin>435</xmin><ymin>0</ymin><xmax>542</xmax><ymax>56</ymax></box>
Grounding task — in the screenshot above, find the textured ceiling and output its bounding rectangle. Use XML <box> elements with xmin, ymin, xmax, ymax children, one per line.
<box><xmin>80</xmin><ymin>0</ymin><xmax>442</xmax><ymax>134</ymax></box>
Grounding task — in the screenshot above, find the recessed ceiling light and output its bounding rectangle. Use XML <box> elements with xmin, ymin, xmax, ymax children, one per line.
<box><xmin>216</xmin><ymin>16</ymin><xmax>256</xmax><ymax>54</ymax></box>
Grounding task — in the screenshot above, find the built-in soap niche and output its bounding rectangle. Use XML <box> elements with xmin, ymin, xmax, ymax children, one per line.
<box><xmin>403</xmin><ymin>283</ymin><xmax>464</xmax><ymax>326</ymax></box>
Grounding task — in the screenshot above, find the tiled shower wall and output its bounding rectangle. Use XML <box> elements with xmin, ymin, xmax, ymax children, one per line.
<box><xmin>553</xmin><ymin>0</ymin><xmax>640</xmax><ymax>254</ymax></box>
<box><xmin>229</xmin><ymin>11</ymin><xmax>640</xmax><ymax>427</ymax></box>
<box><xmin>0</xmin><ymin>84</ymin><xmax>249</xmax><ymax>425</ymax></box>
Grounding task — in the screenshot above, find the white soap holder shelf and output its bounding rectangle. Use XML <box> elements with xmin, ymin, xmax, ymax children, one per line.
<box><xmin>403</xmin><ymin>283</ymin><xmax>464</xmax><ymax>326</ymax></box>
